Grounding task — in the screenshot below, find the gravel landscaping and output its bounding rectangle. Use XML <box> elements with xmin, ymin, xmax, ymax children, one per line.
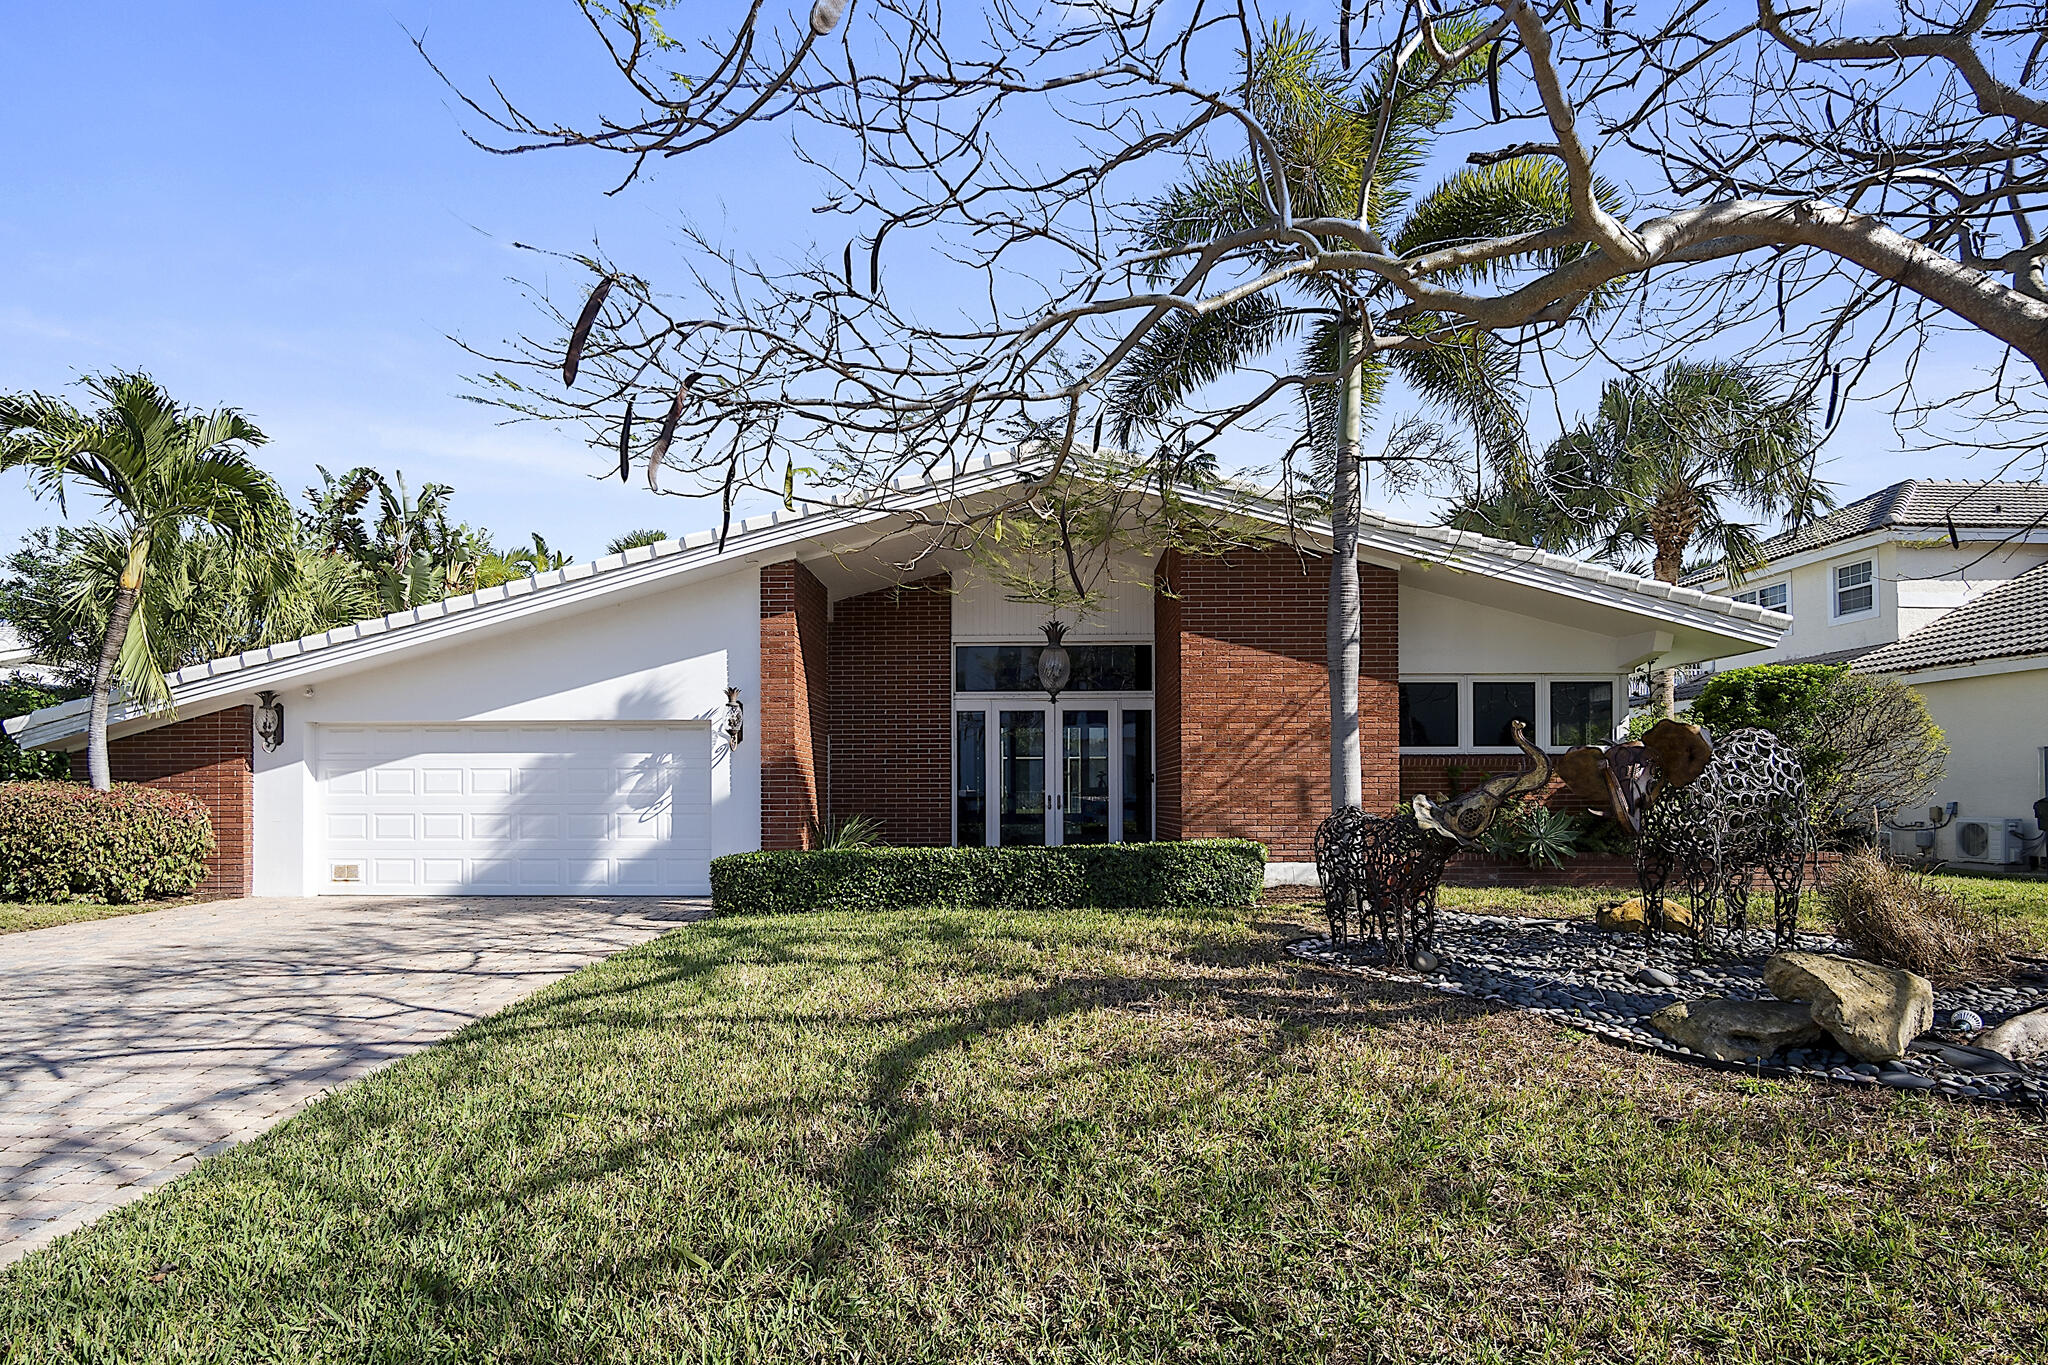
<box><xmin>1290</xmin><ymin>912</ymin><xmax>2048</xmax><ymax>1106</ymax></box>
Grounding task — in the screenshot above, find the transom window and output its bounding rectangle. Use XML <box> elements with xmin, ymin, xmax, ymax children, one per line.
<box><xmin>1833</xmin><ymin>560</ymin><xmax>1875</xmax><ymax>618</ymax></box>
<box><xmin>955</xmin><ymin>644</ymin><xmax>1152</xmax><ymax>692</ymax></box>
<box><xmin>1399</xmin><ymin>677</ymin><xmax>1617</xmax><ymax>751</ymax></box>
<box><xmin>1733</xmin><ymin>581</ymin><xmax>1790</xmax><ymax>614</ymax></box>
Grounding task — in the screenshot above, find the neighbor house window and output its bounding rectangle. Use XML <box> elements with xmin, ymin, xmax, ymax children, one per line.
<box><xmin>1833</xmin><ymin>560</ymin><xmax>1875</xmax><ymax>618</ymax></box>
<box><xmin>1733</xmin><ymin>581</ymin><xmax>1790</xmax><ymax>614</ymax></box>
<box><xmin>1472</xmin><ymin>681</ymin><xmax>1536</xmax><ymax>747</ymax></box>
<box><xmin>1549</xmin><ymin>681</ymin><xmax>1614</xmax><ymax>747</ymax></box>
<box><xmin>1398</xmin><ymin>682</ymin><xmax>1459</xmax><ymax>747</ymax></box>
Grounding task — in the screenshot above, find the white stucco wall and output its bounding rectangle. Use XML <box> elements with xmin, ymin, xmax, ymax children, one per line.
<box><xmin>1903</xmin><ymin>665</ymin><xmax>2048</xmax><ymax>866</ymax></box>
<box><xmin>250</xmin><ymin>564</ymin><xmax>760</xmax><ymax>895</ymax></box>
<box><xmin>949</xmin><ymin>552</ymin><xmax>1160</xmax><ymax>641</ymax></box>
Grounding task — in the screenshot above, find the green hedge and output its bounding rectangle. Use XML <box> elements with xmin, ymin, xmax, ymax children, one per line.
<box><xmin>0</xmin><ymin>782</ymin><xmax>214</xmax><ymax>904</ymax></box>
<box><xmin>710</xmin><ymin>839</ymin><xmax>1267</xmax><ymax>915</ymax></box>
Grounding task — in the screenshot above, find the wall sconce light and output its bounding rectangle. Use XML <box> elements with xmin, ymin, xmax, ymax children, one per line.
<box><xmin>1037</xmin><ymin>621</ymin><xmax>1071</xmax><ymax>702</ymax></box>
<box><xmin>723</xmin><ymin>686</ymin><xmax>746</xmax><ymax>746</ymax></box>
<box><xmin>255</xmin><ymin>691</ymin><xmax>285</xmax><ymax>752</ymax></box>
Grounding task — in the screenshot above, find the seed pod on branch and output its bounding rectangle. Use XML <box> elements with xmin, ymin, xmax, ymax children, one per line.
<box><xmin>563</xmin><ymin>276</ymin><xmax>613</xmax><ymax>388</ymax></box>
<box><xmin>809</xmin><ymin>0</ymin><xmax>846</xmax><ymax>38</ymax></box>
<box><xmin>647</xmin><ymin>384</ymin><xmax>688</xmax><ymax>491</ymax></box>
<box><xmin>617</xmin><ymin>398</ymin><xmax>634</xmax><ymax>482</ymax></box>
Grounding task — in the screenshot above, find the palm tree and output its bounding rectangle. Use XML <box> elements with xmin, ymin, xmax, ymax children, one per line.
<box><xmin>1450</xmin><ymin>359</ymin><xmax>1831</xmax><ymax>716</ymax></box>
<box><xmin>1112</xmin><ymin>21</ymin><xmax>1597</xmax><ymax>809</ymax></box>
<box><xmin>0</xmin><ymin>373</ymin><xmax>288</xmax><ymax>789</ymax></box>
<box><xmin>605</xmin><ymin>528</ymin><xmax>670</xmax><ymax>555</ymax></box>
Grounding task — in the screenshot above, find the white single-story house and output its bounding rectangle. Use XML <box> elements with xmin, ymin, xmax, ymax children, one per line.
<box><xmin>5</xmin><ymin>453</ymin><xmax>1786</xmax><ymax>898</ymax></box>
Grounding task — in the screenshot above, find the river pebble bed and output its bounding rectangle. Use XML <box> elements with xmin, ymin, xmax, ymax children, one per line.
<box><xmin>1288</xmin><ymin>912</ymin><xmax>2048</xmax><ymax>1108</ymax></box>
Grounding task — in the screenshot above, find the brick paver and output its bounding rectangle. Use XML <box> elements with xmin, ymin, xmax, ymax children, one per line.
<box><xmin>0</xmin><ymin>895</ymin><xmax>698</xmax><ymax>1265</ymax></box>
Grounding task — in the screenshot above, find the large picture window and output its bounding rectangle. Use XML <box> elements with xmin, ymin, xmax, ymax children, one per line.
<box><xmin>1472</xmin><ymin>681</ymin><xmax>1536</xmax><ymax>747</ymax></box>
<box><xmin>1549</xmin><ymin>681</ymin><xmax>1614</xmax><ymax>747</ymax></box>
<box><xmin>1397</xmin><ymin>676</ymin><xmax>1621</xmax><ymax>751</ymax></box>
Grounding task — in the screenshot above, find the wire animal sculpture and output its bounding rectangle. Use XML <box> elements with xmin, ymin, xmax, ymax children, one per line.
<box><xmin>1316</xmin><ymin>722</ymin><xmax>1552</xmax><ymax>966</ymax></box>
<box><xmin>1560</xmin><ymin>721</ymin><xmax>1812</xmax><ymax>950</ymax></box>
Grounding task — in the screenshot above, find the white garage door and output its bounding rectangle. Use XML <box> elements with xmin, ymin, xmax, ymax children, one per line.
<box><xmin>316</xmin><ymin>723</ymin><xmax>713</xmax><ymax>895</ymax></box>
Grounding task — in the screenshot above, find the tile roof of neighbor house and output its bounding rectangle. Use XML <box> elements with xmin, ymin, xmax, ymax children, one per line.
<box><xmin>5</xmin><ymin>449</ymin><xmax>1788</xmax><ymax>750</ymax></box>
<box><xmin>1854</xmin><ymin>561</ymin><xmax>2048</xmax><ymax>675</ymax></box>
<box><xmin>1680</xmin><ymin>479</ymin><xmax>2048</xmax><ymax>585</ymax></box>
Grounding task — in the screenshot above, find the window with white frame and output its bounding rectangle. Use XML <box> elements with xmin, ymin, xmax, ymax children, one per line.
<box><xmin>1733</xmin><ymin>581</ymin><xmax>1790</xmax><ymax>614</ymax></box>
<box><xmin>1832</xmin><ymin>560</ymin><xmax>1875</xmax><ymax>618</ymax></box>
<box><xmin>1397</xmin><ymin>677</ymin><xmax>1619</xmax><ymax>751</ymax></box>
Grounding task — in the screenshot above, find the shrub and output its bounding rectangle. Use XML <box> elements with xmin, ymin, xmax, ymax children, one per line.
<box><xmin>710</xmin><ymin>839</ymin><xmax>1266</xmax><ymax>915</ymax></box>
<box><xmin>1691</xmin><ymin>663</ymin><xmax>1845</xmax><ymax>738</ymax></box>
<box><xmin>0</xmin><ymin>782</ymin><xmax>214</xmax><ymax>903</ymax></box>
<box><xmin>1820</xmin><ymin>848</ymin><xmax>2028</xmax><ymax>984</ymax></box>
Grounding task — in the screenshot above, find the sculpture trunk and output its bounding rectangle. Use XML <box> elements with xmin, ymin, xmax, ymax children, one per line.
<box><xmin>1328</xmin><ymin>316</ymin><xmax>1363</xmax><ymax>813</ymax></box>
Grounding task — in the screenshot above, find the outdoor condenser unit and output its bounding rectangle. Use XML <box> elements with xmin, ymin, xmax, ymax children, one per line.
<box><xmin>1953</xmin><ymin>819</ymin><xmax>2030</xmax><ymax>865</ymax></box>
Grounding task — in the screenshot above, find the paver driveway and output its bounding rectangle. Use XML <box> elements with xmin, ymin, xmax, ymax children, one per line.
<box><xmin>0</xmin><ymin>895</ymin><xmax>698</xmax><ymax>1265</ymax></box>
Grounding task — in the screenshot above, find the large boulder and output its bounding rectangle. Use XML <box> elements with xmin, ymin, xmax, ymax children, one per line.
<box><xmin>1596</xmin><ymin>896</ymin><xmax>1695</xmax><ymax>936</ymax></box>
<box><xmin>1764</xmin><ymin>952</ymin><xmax>1934</xmax><ymax>1063</ymax></box>
<box><xmin>1647</xmin><ymin>997</ymin><xmax>1830</xmax><ymax>1062</ymax></box>
<box><xmin>1978</xmin><ymin>1007</ymin><xmax>2048</xmax><ymax>1064</ymax></box>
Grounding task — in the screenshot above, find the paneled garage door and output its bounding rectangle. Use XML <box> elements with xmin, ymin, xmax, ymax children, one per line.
<box><xmin>316</xmin><ymin>723</ymin><xmax>713</xmax><ymax>895</ymax></box>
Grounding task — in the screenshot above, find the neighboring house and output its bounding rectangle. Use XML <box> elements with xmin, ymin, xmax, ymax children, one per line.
<box><xmin>0</xmin><ymin>625</ymin><xmax>63</xmax><ymax>685</ymax></box>
<box><xmin>1671</xmin><ymin>480</ymin><xmax>2048</xmax><ymax>706</ymax></box>
<box><xmin>1851</xmin><ymin>562</ymin><xmax>2048</xmax><ymax>871</ymax></box>
<box><xmin>5</xmin><ymin>453</ymin><xmax>1784</xmax><ymax>899</ymax></box>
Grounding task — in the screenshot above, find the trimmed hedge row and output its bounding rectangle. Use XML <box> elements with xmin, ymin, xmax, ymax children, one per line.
<box><xmin>0</xmin><ymin>782</ymin><xmax>214</xmax><ymax>904</ymax></box>
<box><xmin>710</xmin><ymin>839</ymin><xmax>1266</xmax><ymax>915</ymax></box>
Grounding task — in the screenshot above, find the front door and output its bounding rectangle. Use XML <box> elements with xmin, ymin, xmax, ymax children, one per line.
<box><xmin>955</xmin><ymin>702</ymin><xmax>1151</xmax><ymax>847</ymax></box>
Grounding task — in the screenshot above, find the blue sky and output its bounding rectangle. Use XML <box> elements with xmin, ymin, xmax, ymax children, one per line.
<box><xmin>0</xmin><ymin>3</ymin><xmax>2016</xmax><ymax>563</ymax></box>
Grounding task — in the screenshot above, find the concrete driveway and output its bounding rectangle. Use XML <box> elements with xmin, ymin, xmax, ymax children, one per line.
<box><xmin>0</xmin><ymin>895</ymin><xmax>699</xmax><ymax>1266</ymax></box>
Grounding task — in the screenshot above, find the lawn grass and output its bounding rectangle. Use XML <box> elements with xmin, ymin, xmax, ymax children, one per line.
<box><xmin>6</xmin><ymin>903</ymin><xmax>2047</xmax><ymax>1362</ymax></box>
<box><xmin>0</xmin><ymin>897</ymin><xmax>196</xmax><ymax>936</ymax></box>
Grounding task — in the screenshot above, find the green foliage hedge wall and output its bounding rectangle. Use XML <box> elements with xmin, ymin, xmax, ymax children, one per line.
<box><xmin>711</xmin><ymin>840</ymin><xmax>1267</xmax><ymax>914</ymax></box>
<box><xmin>0</xmin><ymin>782</ymin><xmax>214</xmax><ymax>903</ymax></box>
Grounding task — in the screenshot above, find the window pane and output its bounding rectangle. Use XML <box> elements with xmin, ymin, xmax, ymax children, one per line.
<box><xmin>1399</xmin><ymin>682</ymin><xmax>1459</xmax><ymax>747</ymax></box>
<box><xmin>1472</xmin><ymin>681</ymin><xmax>1536</xmax><ymax>747</ymax></box>
<box><xmin>1549</xmin><ymin>681</ymin><xmax>1613</xmax><ymax>748</ymax></box>
<box><xmin>1061</xmin><ymin>709</ymin><xmax>1111</xmax><ymax>845</ymax></box>
<box><xmin>998</xmin><ymin>710</ymin><xmax>1047</xmax><ymax>846</ymax></box>
<box><xmin>1122</xmin><ymin>709</ymin><xmax>1153</xmax><ymax>843</ymax></box>
<box><xmin>1835</xmin><ymin>561</ymin><xmax>1873</xmax><ymax>615</ymax></box>
<box><xmin>1756</xmin><ymin>582</ymin><xmax>1789</xmax><ymax>613</ymax></box>
<box><xmin>956</xmin><ymin>644</ymin><xmax>1153</xmax><ymax>692</ymax></box>
<box><xmin>955</xmin><ymin>711</ymin><xmax>987</xmax><ymax>847</ymax></box>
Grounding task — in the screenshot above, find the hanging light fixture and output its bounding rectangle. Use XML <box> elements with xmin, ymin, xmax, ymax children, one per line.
<box><xmin>254</xmin><ymin>691</ymin><xmax>285</xmax><ymax>752</ymax></box>
<box><xmin>1036</xmin><ymin>621</ymin><xmax>1071</xmax><ymax>702</ymax></box>
<box><xmin>723</xmin><ymin>686</ymin><xmax>746</xmax><ymax>746</ymax></box>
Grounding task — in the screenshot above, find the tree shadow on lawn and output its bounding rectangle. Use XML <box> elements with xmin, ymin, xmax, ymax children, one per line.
<box><xmin>23</xmin><ymin>906</ymin><xmax>2038</xmax><ymax>1358</ymax></box>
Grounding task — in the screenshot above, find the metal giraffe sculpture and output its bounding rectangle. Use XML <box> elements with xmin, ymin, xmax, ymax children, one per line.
<box><xmin>1559</xmin><ymin>720</ymin><xmax>1813</xmax><ymax>950</ymax></box>
<box><xmin>1316</xmin><ymin>722</ymin><xmax>1553</xmax><ymax>966</ymax></box>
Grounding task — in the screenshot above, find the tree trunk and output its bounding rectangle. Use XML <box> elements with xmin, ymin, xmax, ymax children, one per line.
<box><xmin>86</xmin><ymin>584</ymin><xmax>139</xmax><ymax>792</ymax></box>
<box><xmin>1328</xmin><ymin>315</ymin><xmax>1364</xmax><ymax>812</ymax></box>
<box><xmin>1652</xmin><ymin>544</ymin><xmax>1683</xmax><ymax>720</ymax></box>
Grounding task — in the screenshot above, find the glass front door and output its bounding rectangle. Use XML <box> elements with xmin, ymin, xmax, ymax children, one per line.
<box><xmin>955</xmin><ymin>701</ymin><xmax>1151</xmax><ymax>847</ymax></box>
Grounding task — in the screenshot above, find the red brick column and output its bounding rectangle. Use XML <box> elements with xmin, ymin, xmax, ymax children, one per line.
<box><xmin>1157</xmin><ymin>549</ymin><xmax>1398</xmax><ymax>860</ymax></box>
<box><xmin>107</xmin><ymin>706</ymin><xmax>254</xmax><ymax>899</ymax></box>
<box><xmin>760</xmin><ymin>560</ymin><xmax>830</xmax><ymax>849</ymax></box>
<box><xmin>830</xmin><ymin>574</ymin><xmax>952</xmax><ymax>845</ymax></box>
<box><xmin>1153</xmin><ymin>568</ymin><xmax>1183</xmax><ymax>842</ymax></box>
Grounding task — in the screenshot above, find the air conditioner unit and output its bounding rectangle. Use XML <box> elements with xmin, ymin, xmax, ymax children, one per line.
<box><xmin>1953</xmin><ymin>819</ymin><xmax>2030</xmax><ymax>865</ymax></box>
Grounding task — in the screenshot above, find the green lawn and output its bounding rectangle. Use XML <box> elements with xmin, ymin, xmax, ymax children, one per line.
<box><xmin>0</xmin><ymin>897</ymin><xmax>196</xmax><ymax>936</ymax></box>
<box><xmin>7</xmin><ymin>903</ymin><xmax>2047</xmax><ymax>1362</ymax></box>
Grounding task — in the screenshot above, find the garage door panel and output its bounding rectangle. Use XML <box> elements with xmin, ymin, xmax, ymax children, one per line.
<box><xmin>317</xmin><ymin>723</ymin><xmax>712</xmax><ymax>895</ymax></box>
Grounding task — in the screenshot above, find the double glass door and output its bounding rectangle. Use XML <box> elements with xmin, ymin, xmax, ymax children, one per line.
<box><xmin>955</xmin><ymin>702</ymin><xmax>1152</xmax><ymax>847</ymax></box>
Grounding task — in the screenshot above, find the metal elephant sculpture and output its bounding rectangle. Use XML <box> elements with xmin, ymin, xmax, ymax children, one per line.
<box><xmin>1558</xmin><ymin>719</ymin><xmax>1813</xmax><ymax>948</ymax></box>
<box><xmin>1316</xmin><ymin>721</ymin><xmax>1552</xmax><ymax>966</ymax></box>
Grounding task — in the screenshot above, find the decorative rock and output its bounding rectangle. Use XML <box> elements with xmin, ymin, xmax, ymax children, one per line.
<box><xmin>1948</xmin><ymin>1009</ymin><xmax>1985</xmax><ymax>1033</ymax></box>
<box><xmin>1410</xmin><ymin>948</ymin><xmax>1443</xmax><ymax>972</ymax></box>
<box><xmin>1979</xmin><ymin>1007</ymin><xmax>2048</xmax><ymax>1063</ymax></box>
<box><xmin>1646</xmin><ymin>997</ymin><xmax>1830</xmax><ymax>1063</ymax></box>
<box><xmin>1764</xmin><ymin>952</ymin><xmax>1934</xmax><ymax>1063</ymax></box>
<box><xmin>1878</xmin><ymin>1070</ymin><xmax>1938</xmax><ymax>1091</ymax></box>
<box><xmin>1634</xmin><ymin>967</ymin><xmax>1681</xmax><ymax>990</ymax></box>
<box><xmin>1596</xmin><ymin>897</ymin><xmax>1695</xmax><ymax>936</ymax></box>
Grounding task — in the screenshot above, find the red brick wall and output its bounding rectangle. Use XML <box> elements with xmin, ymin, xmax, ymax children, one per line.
<box><xmin>830</xmin><ymin>574</ymin><xmax>952</xmax><ymax>846</ymax></box>
<box><xmin>1157</xmin><ymin>549</ymin><xmax>1399</xmax><ymax>861</ymax></box>
<box><xmin>106</xmin><ymin>706</ymin><xmax>253</xmax><ymax>900</ymax></box>
<box><xmin>760</xmin><ymin>560</ymin><xmax>830</xmax><ymax>849</ymax></box>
